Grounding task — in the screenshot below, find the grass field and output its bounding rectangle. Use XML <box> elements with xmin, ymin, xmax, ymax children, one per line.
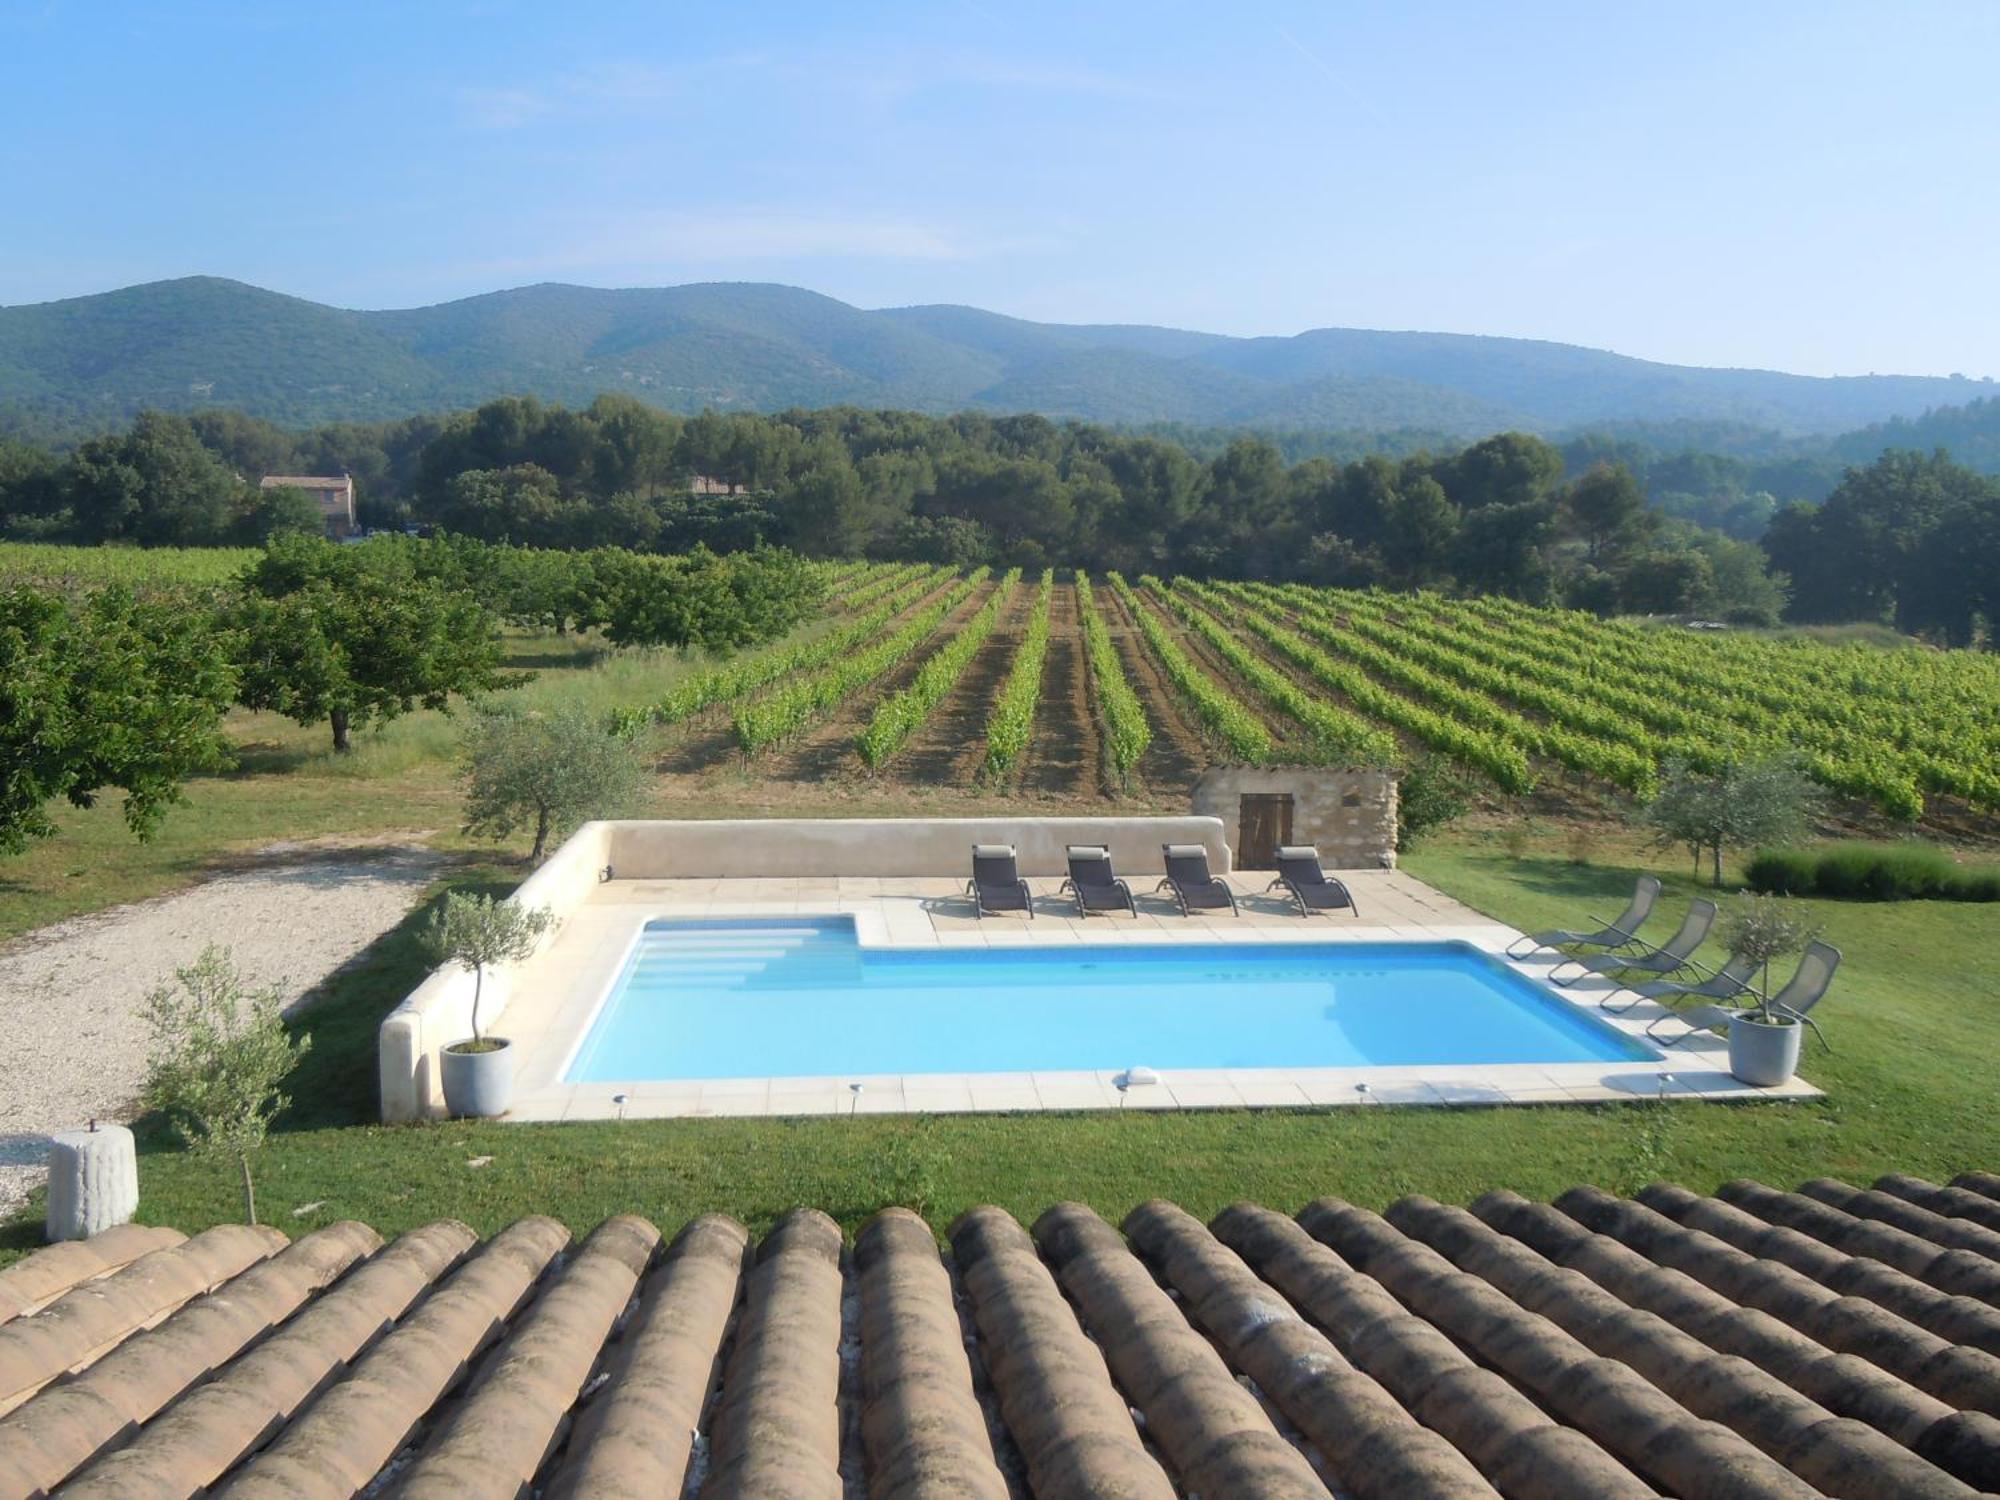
<box><xmin>5</xmin><ymin>830</ymin><xmax>1991</xmax><ymax>1262</ymax></box>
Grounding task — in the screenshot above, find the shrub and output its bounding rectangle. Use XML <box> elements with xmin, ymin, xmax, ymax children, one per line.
<box><xmin>1746</xmin><ymin>841</ymin><xmax>1999</xmax><ymax>902</ymax></box>
<box><xmin>142</xmin><ymin>946</ymin><xmax>310</xmax><ymax>1226</ymax></box>
<box><xmin>1397</xmin><ymin>756</ymin><xmax>1475</xmax><ymax>852</ymax></box>
<box><xmin>1744</xmin><ymin>848</ymin><xmax>1817</xmax><ymax>895</ymax></box>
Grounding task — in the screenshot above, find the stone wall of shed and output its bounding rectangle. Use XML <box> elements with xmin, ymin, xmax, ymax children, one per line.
<box><xmin>1191</xmin><ymin>767</ymin><xmax>1398</xmax><ymax>869</ymax></box>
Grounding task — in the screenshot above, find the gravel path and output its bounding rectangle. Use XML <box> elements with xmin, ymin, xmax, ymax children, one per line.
<box><xmin>0</xmin><ymin>840</ymin><xmax>441</xmax><ymax>1218</ymax></box>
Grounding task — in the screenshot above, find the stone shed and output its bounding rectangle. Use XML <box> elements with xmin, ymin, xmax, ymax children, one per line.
<box><xmin>1191</xmin><ymin>766</ymin><xmax>1398</xmax><ymax>869</ymax></box>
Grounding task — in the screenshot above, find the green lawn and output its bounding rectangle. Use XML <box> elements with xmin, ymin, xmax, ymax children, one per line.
<box><xmin>7</xmin><ymin>833</ymin><xmax>1992</xmax><ymax>1261</ymax></box>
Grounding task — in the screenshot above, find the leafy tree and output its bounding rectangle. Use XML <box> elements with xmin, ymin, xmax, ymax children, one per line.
<box><xmin>587</xmin><ymin>392</ymin><xmax>682</xmax><ymax>496</ymax></box>
<box><xmin>419</xmin><ymin>893</ymin><xmax>554</xmax><ymax>1047</ymax></box>
<box><xmin>0</xmin><ymin>584</ymin><xmax>236</xmax><ymax>853</ymax></box>
<box><xmin>1764</xmin><ymin>448</ymin><xmax>1998</xmax><ymax>636</ymax></box>
<box><xmin>876</xmin><ymin>513</ymin><xmax>982</xmax><ymax>565</ymax></box>
<box><xmin>232</xmin><ymin>536</ymin><xmax>513</xmax><ymax>751</ymax></box>
<box><xmin>0</xmin><ymin>438</ymin><xmax>63</xmax><ymax>536</ymax></box>
<box><xmin>1641</xmin><ymin>756</ymin><xmax>1822</xmax><ymax>886</ymax></box>
<box><xmin>1619</xmin><ymin>549</ymin><xmax>1714</xmax><ymax>615</ymax></box>
<box><xmin>60</xmin><ymin>411</ymin><xmax>248</xmax><ymax>545</ymax></box>
<box><xmin>1444</xmin><ymin>432</ymin><xmax>1564</xmax><ymax>511</ymax></box>
<box><xmin>1565</xmin><ymin>462</ymin><xmax>1653</xmax><ymax>563</ymax></box>
<box><xmin>436</xmin><ymin>463</ymin><xmax>584</xmax><ymax>545</ymax></box>
<box><xmin>1380</xmin><ymin>475</ymin><xmax>1458</xmax><ymax>586</ymax></box>
<box><xmin>780</xmin><ymin>442</ymin><xmax>873</xmax><ymax>557</ymax></box>
<box><xmin>460</xmin><ymin>706</ymin><xmax>646</xmax><ymax>862</ymax></box>
<box><xmin>1693</xmin><ymin>533</ymin><xmax>1788</xmax><ymax>625</ymax></box>
<box><xmin>142</xmin><ymin>945</ymin><xmax>310</xmax><ymax>1226</ymax></box>
<box><xmin>591</xmin><ymin>545</ymin><xmax>822</xmax><ymax>650</ymax></box>
<box><xmin>232</xmin><ymin>483</ymin><xmax>323</xmax><ymax>543</ymax></box>
<box><xmin>1452</xmin><ymin>498</ymin><xmax>1557</xmax><ymax>600</ymax></box>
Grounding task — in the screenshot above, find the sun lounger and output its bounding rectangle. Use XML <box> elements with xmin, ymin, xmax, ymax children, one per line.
<box><xmin>1060</xmin><ymin>845</ymin><xmax>1136</xmax><ymax>918</ymax></box>
<box><xmin>1554</xmin><ymin>898</ymin><xmax>1716</xmax><ymax>990</ymax></box>
<box><xmin>1585</xmin><ymin>903</ymin><xmax>1733</xmax><ymax>1011</ymax></box>
<box><xmin>1268</xmin><ymin>845</ymin><xmax>1358</xmax><ymax>917</ymax></box>
<box><xmin>1506</xmin><ymin>875</ymin><xmax>1661</xmax><ymax>960</ymax></box>
<box><xmin>1629</xmin><ymin>952</ymin><xmax>1760</xmax><ymax>1005</ymax></box>
<box><xmin>1648</xmin><ymin>940</ymin><xmax>1840</xmax><ymax>1051</ymax></box>
<box><xmin>967</xmin><ymin>843</ymin><xmax>1032</xmax><ymax>919</ymax></box>
<box><xmin>1157</xmin><ymin>843</ymin><xmax>1236</xmax><ymax>916</ymax></box>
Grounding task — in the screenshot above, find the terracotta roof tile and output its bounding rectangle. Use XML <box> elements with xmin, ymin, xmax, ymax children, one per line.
<box><xmin>0</xmin><ymin>1169</ymin><xmax>1996</xmax><ymax>1496</ymax></box>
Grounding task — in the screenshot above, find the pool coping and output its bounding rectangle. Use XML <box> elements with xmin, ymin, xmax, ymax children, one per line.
<box><xmin>494</xmin><ymin>891</ymin><xmax>1821</xmax><ymax>1121</ymax></box>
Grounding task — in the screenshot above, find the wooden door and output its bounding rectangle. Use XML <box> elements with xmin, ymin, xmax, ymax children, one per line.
<box><xmin>1237</xmin><ymin>793</ymin><xmax>1294</xmax><ymax>869</ymax></box>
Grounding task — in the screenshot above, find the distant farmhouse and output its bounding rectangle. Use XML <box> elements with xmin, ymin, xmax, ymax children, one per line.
<box><xmin>689</xmin><ymin>473</ymin><xmax>749</xmax><ymax>496</ymax></box>
<box><xmin>260</xmin><ymin>473</ymin><xmax>357</xmax><ymax>538</ymax></box>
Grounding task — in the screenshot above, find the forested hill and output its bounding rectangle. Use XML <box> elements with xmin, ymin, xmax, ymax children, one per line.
<box><xmin>2</xmin><ymin>275</ymin><xmax>1991</xmax><ymax>439</ymax></box>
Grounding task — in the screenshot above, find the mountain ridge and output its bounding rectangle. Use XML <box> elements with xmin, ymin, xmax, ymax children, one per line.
<box><xmin>2</xmin><ymin>274</ymin><xmax>1993</xmax><ymax>438</ymax></box>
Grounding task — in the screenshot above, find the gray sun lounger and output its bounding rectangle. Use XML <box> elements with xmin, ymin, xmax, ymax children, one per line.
<box><xmin>1649</xmin><ymin>940</ymin><xmax>1840</xmax><ymax>1051</ymax></box>
<box><xmin>1268</xmin><ymin>845</ymin><xmax>1357</xmax><ymax>917</ymax></box>
<box><xmin>1506</xmin><ymin>875</ymin><xmax>1661</xmax><ymax>960</ymax></box>
<box><xmin>1630</xmin><ymin>951</ymin><xmax>1760</xmax><ymax>1005</ymax></box>
<box><xmin>1060</xmin><ymin>844</ymin><xmax>1136</xmax><ymax>917</ymax></box>
<box><xmin>1554</xmin><ymin>898</ymin><xmax>1716</xmax><ymax>991</ymax></box>
<box><xmin>1157</xmin><ymin>844</ymin><xmax>1237</xmax><ymax>916</ymax></box>
<box><xmin>967</xmin><ymin>843</ymin><xmax>1033</xmax><ymax>919</ymax></box>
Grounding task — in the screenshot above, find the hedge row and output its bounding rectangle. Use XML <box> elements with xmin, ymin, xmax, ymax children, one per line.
<box><xmin>1746</xmin><ymin>842</ymin><xmax>2000</xmax><ymax>902</ymax></box>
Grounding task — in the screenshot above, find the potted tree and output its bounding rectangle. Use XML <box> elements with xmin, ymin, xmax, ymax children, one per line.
<box><xmin>1720</xmin><ymin>894</ymin><xmax>1820</xmax><ymax>1086</ymax></box>
<box><xmin>421</xmin><ymin>892</ymin><xmax>554</xmax><ymax>1118</ymax></box>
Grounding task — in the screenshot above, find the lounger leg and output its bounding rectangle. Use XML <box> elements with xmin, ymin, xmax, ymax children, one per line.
<box><xmin>1644</xmin><ymin>1013</ymin><xmax>1703</xmax><ymax>1046</ymax></box>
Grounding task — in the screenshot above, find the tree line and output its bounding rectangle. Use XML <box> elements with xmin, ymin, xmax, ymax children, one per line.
<box><xmin>3</xmin><ymin>394</ymin><xmax>1995</xmax><ymax>639</ymax></box>
<box><xmin>0</xmin><ymin>396</ymin><xmax>1789</xmax><ymax>620</ymax></box>
<box><xmin>1764</xmin><ymin>448</ymin><xmax>2000</xmax><ymax>648</ymax></box>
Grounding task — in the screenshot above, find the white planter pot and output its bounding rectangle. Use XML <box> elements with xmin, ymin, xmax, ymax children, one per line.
<box><xmin>1727</xmin><ymin>1015</ymin><xmax>1802</xmax><ymax>1087</ymax></box>
<box><xmin>440</xmin><ymin>1038</ymin><xmax>514</xmax><ymax>1118</ymax></box>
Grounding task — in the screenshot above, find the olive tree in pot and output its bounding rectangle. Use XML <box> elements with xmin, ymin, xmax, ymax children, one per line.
<box><xmin>1720</xmin><ymin>894</ymin><xmax>1821</xmax><ymax>1086</ymax></box>
<box><xmin>422</xmin><ymin>892</ymin><xmax>554</xmax><ymax>1117</ymax></box>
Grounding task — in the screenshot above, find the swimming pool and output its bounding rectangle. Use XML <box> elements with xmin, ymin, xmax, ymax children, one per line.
<box><xmin>562</xmin><ymin>917</ymin><xmax>1655</xmax><ymax>1083</ymax></box>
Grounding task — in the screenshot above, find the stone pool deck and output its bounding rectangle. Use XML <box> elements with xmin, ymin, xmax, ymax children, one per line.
<box><xmin>494</xmin><ymin>869</ymin><xmax>1819</xmax><ymax>1122</ymax></box>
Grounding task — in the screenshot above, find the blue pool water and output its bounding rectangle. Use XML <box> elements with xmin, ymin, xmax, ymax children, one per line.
<box><xmin>563</xmin><ymin>918</ymin><xmax>1653</xmax><ymax>1082</ymax></box>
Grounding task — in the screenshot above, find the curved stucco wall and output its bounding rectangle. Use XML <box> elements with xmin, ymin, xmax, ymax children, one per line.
<box><xmin>379</xmin><ymin>816</ymin><xmax>1229</xmax><ymax>1121</ymax></box>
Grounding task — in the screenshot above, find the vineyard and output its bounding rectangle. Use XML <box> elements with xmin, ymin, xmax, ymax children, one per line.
<box><xmin>10</xmin><ymin>542</ymin><xmax>1997</xmax><ymax>828</ymax></box>
<box><xmin>638</xmin><ymin>563</ymin><xmax>2000</xmax><ymax>828</ymax></box>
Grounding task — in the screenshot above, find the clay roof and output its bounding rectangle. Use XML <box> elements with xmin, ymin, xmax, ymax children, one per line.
<box><xmin>2</xmin><ymin>1169</ymin><xmax>1999</xmax><ymax>1496</ymax></box>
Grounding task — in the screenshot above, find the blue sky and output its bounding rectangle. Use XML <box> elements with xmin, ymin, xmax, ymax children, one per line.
<box><xmin>2</xmin><ymin>0</ymin><xmax>1994</xmax><ymax>376</ymax></box>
